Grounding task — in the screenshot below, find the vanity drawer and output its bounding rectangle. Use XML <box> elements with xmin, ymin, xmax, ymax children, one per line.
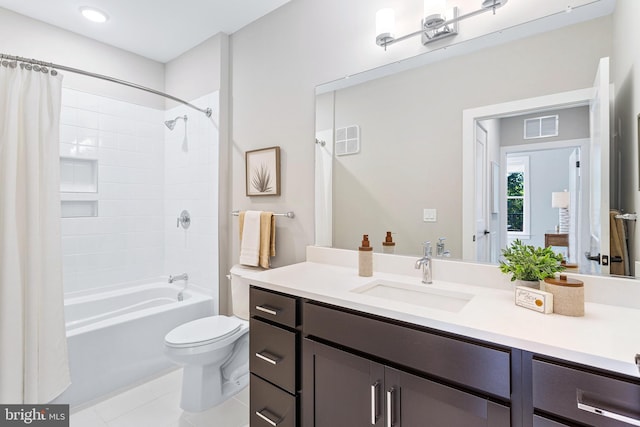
<box><xmin>251</xmin><ymin>374</ymin><xmax>297</xmax><ymax>427</ymax></box>
<box><xmin>532</xmin><ymin>358</ymin><xmax>640</xmax><ymax>426</ymax></box>
<box><xmin>250</xmin><ymin>318</ymin><xmax>297</xmax><ymax>393</ymax></box>
<box><xmin>303</xmin><ymin>301</ymin><xmax>511</xmax><ymax>399</ymax></box>
<box><xmin>250</xmin><ymin>286</ymin><xmax>298</xmax><ymax>328</ymax></box>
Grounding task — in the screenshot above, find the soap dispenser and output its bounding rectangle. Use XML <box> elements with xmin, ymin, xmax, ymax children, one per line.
<box><xmin>358</xmin><ymin>234</ymin><xmax>373</xmax><ymax>277</ymax></box>
<box><xmin>382</xmin><ymin>231</ymin><xmax>396</xmax><ymax>254</ymax></box>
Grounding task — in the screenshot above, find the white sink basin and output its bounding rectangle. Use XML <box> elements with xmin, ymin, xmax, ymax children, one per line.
<box><xmin>351</xmin><ymin>280</ymin><xmax>473</xmax><ymax>313</ymax></box>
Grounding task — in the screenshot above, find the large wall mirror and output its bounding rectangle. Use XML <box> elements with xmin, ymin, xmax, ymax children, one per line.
<box><xmin>315</xmin><ymin>0</ymin><xmax>638</xmax><ymax>277</ymax></box>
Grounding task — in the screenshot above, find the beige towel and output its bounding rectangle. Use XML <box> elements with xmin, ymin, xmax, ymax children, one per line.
<box><xmin>239</xmin><ymin>211</ymin><xmax>276</xmax><ymax>268</ymax></box>
<box><xmin>610</xmin><ymin>210</ymin><xmax>629</xmax><ymax>276</ymax></box>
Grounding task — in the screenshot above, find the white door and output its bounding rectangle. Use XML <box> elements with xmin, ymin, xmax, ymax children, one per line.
<box><xmin>475</xmin><ymin>123</ymin><xmax>490</xmax><ymax>262</ymax></box>
<box><xmin>586</xmin><ymin>57</ymin><xmax>611</xmax><ymax>275</ymax></box>
<box><xmin>568</xmin><ymin>148</ymin><xmax>581</xmax><ymax>265</ymax></box>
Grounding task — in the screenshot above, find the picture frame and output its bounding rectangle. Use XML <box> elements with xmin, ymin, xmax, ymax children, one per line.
<box><xmin>245</xmin><ymin>146</ymin><xmax>281</xmax><ymax>196</ymax></box>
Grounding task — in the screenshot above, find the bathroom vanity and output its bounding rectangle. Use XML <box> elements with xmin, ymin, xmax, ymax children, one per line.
<box><xmin>247</xmin><ymin>247</ymin><xmax>640</xmax><ymax>427</ymax></box>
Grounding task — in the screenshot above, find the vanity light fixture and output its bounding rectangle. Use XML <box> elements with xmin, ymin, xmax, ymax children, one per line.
<box><xmin>375</xmin><ymin>0</ymin><xmax>508</xmax><ymax>50</ymax></box>
<box><xmin>79</xmin><ymin>6</ymin><xmax>109</xmax><ymax>23</ymax></box>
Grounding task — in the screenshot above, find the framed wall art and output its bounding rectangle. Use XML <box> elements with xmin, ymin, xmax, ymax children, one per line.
<box><xmin>245</xmin><ymin>146</ymin><xmax>281</xmax><ymax>196</ymax></box>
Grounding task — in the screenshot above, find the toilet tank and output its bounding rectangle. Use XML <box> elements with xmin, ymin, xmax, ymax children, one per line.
<box><xmin>230</xmin><ymin>264</ymin><xmax>259</xmax><ymax>320</ymax></box>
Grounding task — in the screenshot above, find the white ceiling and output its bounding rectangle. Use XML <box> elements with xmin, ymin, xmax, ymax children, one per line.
<box><xmin>0</xmin><ymin>0</ymin><xmax>292</xmax><ymax>63</ymax></box>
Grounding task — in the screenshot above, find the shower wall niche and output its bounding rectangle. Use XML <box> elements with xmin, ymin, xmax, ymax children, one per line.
<box><xmin>59</xmin><ymin>88</ymin><xmax>220</xmax><ymax>297</ymax></box>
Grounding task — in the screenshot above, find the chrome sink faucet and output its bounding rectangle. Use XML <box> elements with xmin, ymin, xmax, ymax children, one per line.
<box><xmin>415</xmin><ymin>242</ymin><xmax>433</xmax><ymax>284</ymax></box>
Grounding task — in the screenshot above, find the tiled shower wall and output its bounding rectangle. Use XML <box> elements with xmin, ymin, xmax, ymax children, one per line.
<box><xmin>59</xmin><ymin>88</ymin><xmax>219</xmax><ymax>298</ymax></box>
<box><xmin>164</xmin><ymin>92</ymin><xmax>220</xmax><ymax>301</ymax></box>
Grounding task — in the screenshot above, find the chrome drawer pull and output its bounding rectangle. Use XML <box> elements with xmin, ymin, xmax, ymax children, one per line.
<box><xmin>578</xmin><ymin>400</ymin><xmax>640</xmax><ymax>426</ymax></box>
<box><xmin>255</xmin><ymin>305</ymin><xmax>279</xmax><ymax>316</ymax></box>
<box><xmin>371</xmin><ymin>382</ymin><xmax>379</xmax><ymax>425</ymax></box>
<box><xmin>256</xmin><ymin>409</ymin><xmax>281</xmax><ymax>426</ymax></box>
<box><xmin>386</xmin><ymin>388</ymin><xmax>395</xmax><ymax>427</ymax></box>
<box><xmin>255</xmin><ymin>351</ymin><xmax>281</xmax><ymax>365</ymax></box>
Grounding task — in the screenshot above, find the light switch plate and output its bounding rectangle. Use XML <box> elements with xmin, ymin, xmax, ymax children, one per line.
<box><xmin>423</xmin><ymin>208</ymin><xmax>437</xmax><ymax>222</ymax></box>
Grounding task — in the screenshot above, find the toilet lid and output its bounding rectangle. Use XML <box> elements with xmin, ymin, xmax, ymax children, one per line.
<box><xmin>165</xmin><ymin>316</ymin><xmax>242</xmax><ymax>348</ymax></box>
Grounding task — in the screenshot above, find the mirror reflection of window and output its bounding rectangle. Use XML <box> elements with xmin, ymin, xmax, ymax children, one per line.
<box><xmin>507</xmin><ymin>156</ymin><xmax>530</xmax><ymax>239</ymax></box>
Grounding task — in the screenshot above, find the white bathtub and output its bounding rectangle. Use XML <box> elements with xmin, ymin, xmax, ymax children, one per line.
<box><xmin>53</xmin><ymin>282</ymin><xmax>214</xmax><ymax>407</ymax></box>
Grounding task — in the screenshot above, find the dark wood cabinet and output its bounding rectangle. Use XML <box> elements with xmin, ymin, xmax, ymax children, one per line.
<box><xmin>531</xmin><ymin>357</ymin><xmax>640</xmax><ymax>427</ymax></box>
<box><xmin>249</xmin><ymin>287</ymin><xmax>300</xmax><ymax>427</ymax></box>
<box><xmin>306</xmin><ymin>339</ymin><xmax>383</xmax><ymax>426</ymax></box>
<box><xmin>303</xmin><ymin>301</ymin><xmax>511</xmax><ymax>400</ymax></box>
<box><xmin>250</xmin><ymin>318</ymin><xmax>297</xmax><ymax>393</ymax></box>
<box><xmin>251</xmin><ymin>374</ymin><xmax>297</xmax><ymax>427</ymax></box>
<box><xmin>248</xmin><ymin>286</ymin><xmax>640</xmax><ymax>427</ymax></box>
<box><xmin>532</xmin><ymin>415</ymin><xmax>571</xmax><ymax>427</ymax></box>
<box><xmin>304</xmin><ymin>339</ymin><xmax>510</xmax><ymax>427</ymax></box>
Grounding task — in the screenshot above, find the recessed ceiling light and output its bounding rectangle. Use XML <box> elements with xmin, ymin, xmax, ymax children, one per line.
<box><xmin>79</xmin><ymin>6</ymin><xmax>109</xmax><ymax>23</ymax></box>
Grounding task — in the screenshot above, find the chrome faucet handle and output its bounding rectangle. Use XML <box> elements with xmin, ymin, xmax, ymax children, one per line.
<box><xmin>421</xmin><ymin>241</ymin><xmax>432</xmax><ymax>257</ymax></box>
<box><xmin>177</xmin><ymin>210</ymin><xmax>191</xmax><ymax>229</ymax></box>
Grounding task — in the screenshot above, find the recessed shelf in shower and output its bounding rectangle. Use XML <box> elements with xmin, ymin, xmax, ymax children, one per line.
<box><xmin>60</xmin><ymin>157</ymin><xmax>98</xmax><ymax>218</ymax></box>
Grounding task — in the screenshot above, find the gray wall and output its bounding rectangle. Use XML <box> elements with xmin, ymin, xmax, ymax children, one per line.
<box><xmin>324</xmin><ymin>19</ymin><xmax>611</xmax><ymax>258</ymax></box>
<box><xmin>230</xmin><ymin>1</ymin><xmax>614</xmax><ymax>268</ymax></box>
<box><xmin>0</xmin><ymin>8</ymin><xmax>165</xmax><ymax>109</ymax></box>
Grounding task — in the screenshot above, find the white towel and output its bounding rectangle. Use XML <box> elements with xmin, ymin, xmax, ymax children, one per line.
<box><xmin>239</xmin><ymin>210</ymin><xmax>261</xmax><ymax>266</ymax></box>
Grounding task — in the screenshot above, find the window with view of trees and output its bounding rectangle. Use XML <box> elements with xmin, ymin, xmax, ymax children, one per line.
<box><xmin>506</xmin><ymin>156</ymin><xmax>529</xmax><ymax>237</ymax></box>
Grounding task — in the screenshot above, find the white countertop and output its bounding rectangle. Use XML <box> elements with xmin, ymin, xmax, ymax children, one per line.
<box><xmin>246</xmin><ymin>248</ymin><xmax>640</xmax><ymax>379</ymax></box>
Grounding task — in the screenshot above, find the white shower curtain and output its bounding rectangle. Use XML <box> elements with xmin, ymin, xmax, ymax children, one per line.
<box><xmin>0</xmin><ymin>63</ymin><xmax>70</xmax><ymax>403</ymax></box>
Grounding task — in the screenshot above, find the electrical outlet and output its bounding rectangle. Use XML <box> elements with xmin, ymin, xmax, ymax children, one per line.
<box><xmin>423</xmin><ymin>208</ymin><xmax>437</xmax><ymax>222</ymax></box>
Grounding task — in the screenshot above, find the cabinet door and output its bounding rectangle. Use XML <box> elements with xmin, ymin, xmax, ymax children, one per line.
<box><xmin>385</xmin><ymin>367</ymin><xmax>510</xmax><ymax>427</ymax></box>
<box><xmin>305</xmin><ymin>339</ymin><xmax>384</xmax><ymax>427</ymax></box>
<box><xmin>532</xmin><ymin>415</ymin><xmax>571</xmax><ymax>427</ymax></box>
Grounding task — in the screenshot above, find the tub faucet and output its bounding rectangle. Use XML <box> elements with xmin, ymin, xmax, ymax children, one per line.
<box><xmin>169</xmin><ymin>273</ymin><xmax>189</xmax><ymax>302</ymax></box>
<box><xmin>415</xmin><ymin>242</ymin><xmax>433</xmax><ymax>284</ymax></box>
<box><xmin>168</xmin><ymin>273</ymin><xmax>189</xmax><ymax>284</ymax></box>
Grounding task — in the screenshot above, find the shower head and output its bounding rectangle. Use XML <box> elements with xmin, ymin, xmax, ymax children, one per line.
<box><xmin>164</xmin><ymin>115</ymin><xmax>187</xmax><ymax>130</ymax></box>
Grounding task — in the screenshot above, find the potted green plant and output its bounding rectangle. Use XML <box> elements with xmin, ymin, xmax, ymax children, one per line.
<box><xmin>499</xmin><ymin>239</ymin><xmax>565</xmax><ymax>288</ymax></box>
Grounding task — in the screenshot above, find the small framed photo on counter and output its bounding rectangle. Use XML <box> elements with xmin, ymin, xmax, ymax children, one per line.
<box><xmin>246</xmin><ymin>146</ymin><xmax>281</xmax><ymax>196</ymax></box>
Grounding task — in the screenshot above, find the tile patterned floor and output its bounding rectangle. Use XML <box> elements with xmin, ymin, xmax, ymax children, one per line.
<box><xmin>70</xmin><ymin>369</ymin><xmax>249</xmax><ymax>427</ymax></box>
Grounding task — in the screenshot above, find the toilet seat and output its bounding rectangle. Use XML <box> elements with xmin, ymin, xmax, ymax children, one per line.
<box><xmin>165</xmin><ymin>316</ymin><xmax>243</xmax><ymax>349</ymax></box>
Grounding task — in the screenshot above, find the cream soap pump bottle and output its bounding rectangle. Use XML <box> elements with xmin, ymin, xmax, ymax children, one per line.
<box><xmin>358</xmin><ymin>234</ymin><xmax>373</xmax><ymax>277</ymax></box>
<box><xmin>382</xmin><ymin>231</ymin><xmax>395</xmax><ymax>254</ymax></box>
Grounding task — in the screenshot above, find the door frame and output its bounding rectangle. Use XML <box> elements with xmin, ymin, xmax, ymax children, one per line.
<box><xmin>500</xmin><ymin>138</ymin><xmax>590</xmax><ymax>264</ymax></box>
<box><xmin>462</xmin><ymin>87</ymin><xmax>593</xmax><ymax>260</ymax></box>
<box><xmin>475</xmin><ymin>122</ymin><xmax>490</xmax><ymax>263</ymax></box>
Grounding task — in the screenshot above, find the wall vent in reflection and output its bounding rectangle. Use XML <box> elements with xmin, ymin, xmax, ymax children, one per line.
<box><xmin>335</xmin><ymin>125</ymin><xmax>360</xmax><ymax>156</ymax></box>
<box><xmin>524</xmin><ymin>115</ymin><xmax>558</xmax><ymax>139</ymax></box>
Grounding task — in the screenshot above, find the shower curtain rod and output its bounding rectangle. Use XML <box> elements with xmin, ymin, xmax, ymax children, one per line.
<box><xmin>0</xmin><ymin>53</ymin><xmax>212</xmax><ymax>118</ymax></box>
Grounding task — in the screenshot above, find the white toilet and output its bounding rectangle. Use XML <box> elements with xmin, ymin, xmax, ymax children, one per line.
<box><xmin>164</xmin><ymin>265</ymin><xmax>255</xmax><ymax>412</ymax></box>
